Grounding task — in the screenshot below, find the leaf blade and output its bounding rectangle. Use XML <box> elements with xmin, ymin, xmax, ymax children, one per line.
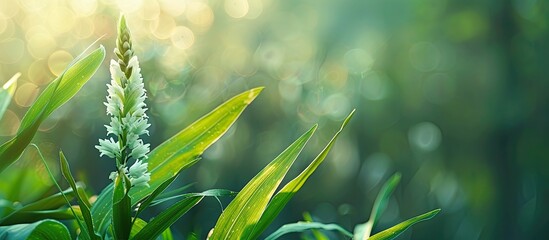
<box><xmin>0</xmin><ymin>219</ymin><xmax>71</xmax><ymax>240</ymax></box>
<box><xmin>0</xmin><ymin>46</ymin><xmax>105</xmax><ymax>173</ymax></box>
<box><xmin>0</xmin><ymin>72</ymin><xmax>19</xmax><ymax>119</ymax></box>
<box><xmin>264</xmin><ymin>222</ymin><xmax>353</xmax><ymax>240</ymax></box>
<box><xmin>132</xmin><ymin>196</ymin><xmax>203</xmax><ymax>240</ymax></box>
<box><xmin>210</xmin><ymin>125</ymin><xmax>317</xmax><ymax>240</ymax></box>
<box><xmin>250</xmin><ymin>110</ymin><xmax>355</xmax><ymax>239</ymax></box>
<box><xmin>91</xmin><ymin>87</ymin><xmax>263</xmax><ymax>235</ymax></box>
<box><xmin>60</xmin><ymin>151</ymin><xmax>100</xmax><ymax>240</ymax></box>
<box><xmin>368</xmin><ymin>209</ymin><xmax>441</xmax><ymax>240</ymax></box>
<box><xmin>355</xmin><ymin>173</ymin><xmax>402</xmax><ymax>240</ymax></box>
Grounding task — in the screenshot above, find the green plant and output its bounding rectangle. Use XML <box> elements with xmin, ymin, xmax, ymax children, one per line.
<box><xmin>0</xmin><ymin>42</ymin><xmax>105</xmax><ymax>238</ymax></box>
<box><xmin>0</xmin><ymin>14</ymin><xmax>440</xmax><ymax>240</ymax></box>
<box><xmin>264</xmin><ymin>173</ymin><xmax>440</xmax><ymax>240</ymax></box>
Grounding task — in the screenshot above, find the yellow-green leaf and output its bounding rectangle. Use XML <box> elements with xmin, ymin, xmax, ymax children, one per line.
<box><xmin>369</xmin><ymin>209</ymin><xmax>441</xmax><ymax>240</ymax></box>
<box><xmin>0</xmin><ymin>73</ymin><xmax>19</xmax><ymax>119</ymax></box>
<box><xmin>210</xmin><ymin>125</ymin><xmax>317</xmax><ymax>240</ymax></box>
<box><xmin>90</xmin><ymin>87</ymin><xmax>263</xmax><ymax>236</ymax></box>
<box><xmin>0</xmin><ymin>46</ymin><xmax>105</xmax><ymax>173</ymax></box>
<box><xmin>0</xmin><ymin>219</ymin><xmax>71</xmax><ymax>240</ymax></box>
<box><xmin>249</xmin><ymin>110</ymin><xmax>355</xmax><ymax>239</ymax></box>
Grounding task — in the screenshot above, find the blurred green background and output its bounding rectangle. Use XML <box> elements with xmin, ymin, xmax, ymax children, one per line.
<box><xmin>1</xmin><ymin>0</ymin><xmax>548</xmax><ymax>239</ymax></box>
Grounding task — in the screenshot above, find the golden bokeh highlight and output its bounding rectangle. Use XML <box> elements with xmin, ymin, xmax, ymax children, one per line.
<box><xmin>26</xmin><ymin>27</ymin><xmax>57</xmax><ymax>59</ymax></box>
<box><xmin>48</xmin><ymin>50</ymin><xmax>73</xmax><ymax>76</ymax></box>
<box><xmin>14</xmin><ymin>82</ymin><xmax>39</xmax><ymax>107</ymax></box>
<box><xmin>48</xmin><ymin>6</ymin><xmax>76</xmax><ymax>34</ymax></box>
<box><xmin>69</xmin><ymin>0</ymin><xmax>98</xmax><ymax>16</ymax></box>
<box><xmin>0</xmin><ymin>110</ymin><xmax>20</xmax><ymax>136</ymax></box>
<box><xmin>171</xmin><ymin>26</ymin><xmax>195</xmax><ymax>50</ymax></box>
<box><xmin>151</xmin><ymin>13</ymin><xmax>176</xmax><ymax>39</ymax></box>
<box><xmin>225</xmin><ymin>0</ymin><xmax>250</xmax><ymax>19</ymax></box>
<box><xmin>186</xmin><ymin>1</ymin><xmax>214</xmax><ymax>30</ymax></box>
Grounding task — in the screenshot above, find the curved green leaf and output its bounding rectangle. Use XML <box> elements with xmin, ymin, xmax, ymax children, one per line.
<box><xmin>130</xmin><ymin>218</ymin><xmax>173</xmax><ymax>240</ymax></box>
<box><xmin>250</xmin><ymin>110</ymin><xmax>354</xmax><ymax>239</ymax></box>
<box><xmin>0</xmin><ymin>187</ymin><xmax>78</xmax><ymax>225</ymax></box>
<box><xmin>355</xmin><ymin>173</ymin><xmax>401</xmax><ymax>240</ymax></box>
<box><xmin>0</xmin><ymin>219</ymin><xmax>71</xmax><ymax>240</ymax></box>
<box><xmin>264</xmin><ymin>222</ymin><xmax>353</xmax><ymax>240</ymax></box>
<box><xmin>132</xmin><ymin>195</ymin><xmax>203</xmax><ymax>240</ymax></box>
<box><xmin>369</xmin><ymin>209</ymin><xmax>441</xmax><ymax>240</ymax></box>
<box><xmin>91</xmin><ymin>87</ymin><xmax>263</xmax><ymax>235</ymax></box>
<box><xmin>0</xmin><ymin>46</ymin><xmax>105</xmax><ymax>172</ymax></box>
<box><xmin>60</xmin><ymin>151</ymin><xmax>100</xmax><ymax>240</ymax></box>
<box><xmin>0</xmin><ymin>73</ymin><xmax>19</xmax><ymax>119</ymax></box>
<box><xmin>210</xmin><ymin>125</ymin><xmax>317</xmax><ymax>240</ymax></box>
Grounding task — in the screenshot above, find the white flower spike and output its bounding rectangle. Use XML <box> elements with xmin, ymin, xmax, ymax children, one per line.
<box><xmin>95</xmin><ymin>15</ymin><xmax>150</xmax><ymax>188</ymax></box>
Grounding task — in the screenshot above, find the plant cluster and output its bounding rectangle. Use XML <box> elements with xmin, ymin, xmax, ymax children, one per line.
<box><xmin>0</xmin><ymin>15</ymin><xmax>439</xmax><ymax>240</ymax></box>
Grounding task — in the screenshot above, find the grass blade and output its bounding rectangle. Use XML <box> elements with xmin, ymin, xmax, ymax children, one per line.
<box><xmin>149</xmin><ymin>189</ymin><xmax>236</xmax><ymax>207</ymax></box>
<box><xmin>91</xmin><ymin>87</ymin><xmax>263</xmax><ymax>235</ymax></box>
<box><xmin>368</xmin><ymin>209</ymin><xmax>441</xmax><ymax>240</ymax></box>
<box><xmin>112</xmin><ymin>172</ymin><xmax>132</xmax><ymax>240</ymax></box>
<box><xmin>250</xmin><ymin>110</ymin><xmax>354</xmax><ymax>239</ymax></box>
<box><xmin>0</xmin><ymin>188</ymin><xmax>78</xmax><ymax>225</ymax></box>
<box><xmin>60</xmin><ymin>151</ymin><xmax>101</xmax><ymax>240</ymax></box>
<box><xmin>264</xmin><ymin>222</ymin><xmax>353</xmax><ymax>240</ymax></box>
<box><xmin>132</xmin><ymin>175</ymin><xmax>178</xmax><ymax>226</ymax></box>
<box><xmin>210</xmin><ymin>125</ymin><xmax>317</xmax><ymax>240</ymax></box>
<box><xmin>132</xmin><ymin>196</ymin><xmax>203</xmax><ymax>240</ymax></box>
<box><xmin>130</xmin><ymin>218</ymin><xmax>174</xmax><ymax>240</ymax></box>
<box><xmin>0</xmin><ymin>73</ymin><xmax>19</xmax><ymax>119</ymax></box>
<box><xmin>0</xmin><ymin>219</ymin><xmax>71</xmax><ymax>240</ymax></box>
<box><xmin>0</xmin><ymin>208</ymin><xmax>82</xmax><ymax>225</ymax></box>
<box><xmin>355</xmin><ymin>173</ymin><xmax>401</xmax><ymax>240</ymax></box>
<box><xmin>0</xmin><ymin>46</ymin><xmax>105</xmax><ymax>173</ymax></box>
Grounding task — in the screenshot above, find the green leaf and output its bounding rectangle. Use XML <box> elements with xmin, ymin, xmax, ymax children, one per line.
<box><xmin>0</xmin><ymin>73</ymin><xmax>19</xmax><ymax>119</ymax></box>
<box><xmin>354</xmin><ymin>173</ymin><xmax>401</xmax><ymax>240</ymax></box>
<box><xmin>264</xmin><ymin>222</ymin><xmax>353</xmax><ymax>240</ymax></box>
<box><xmin>132</xmin><ymin>196</ymin><xmax>203</xmax><ymax>240</ymax></box>
<box><xmin>112</xmin><ymin>171</ymin><xmax>132</xmax><ymax>240</ymax></box>
<box><xmin>133</xmin><ymin>175</ymin><xmax>178</xmax><ymax>226</ymax></box>
<box><xmin>91</xmin><ymin>87</ymin><xmax>263</xmax><ymax>235</ymax></box>
<box><xmin>302</xmin><ymin>212</ymin><xmax>329</xmax><ymax>240</ymax></box>
<box><xmin>60</xmin><ymin>151</ymin><xmax>101</xmax><ymax>240</ymax></box>
<box><xmin>0</xmin><ymin>208</ymin><xmax>81</xmax><ymax>225</ymax></box>
<box><xmin>0</xmin><ymin>46</ymin><xmax>105</xmax><ymax>173</ymax></box>
<box><xmin>130</xmin><ymin>218</ymin><xmax>174</xmax><ymax>240</ymax></box>
<box><xmin>149</xmin><ymin>189</ymin><xmax>236</xmax><ymax>207</ymax></box>
<box><xmin>250</xmin><ymin>110</ymin><xmax>355</xmax><ymax>239</ymax></box>
<box><xmin>210</xmin><ymin>125</ymin><xmax>317</xmax><ymax>240</ymax></box>
<box><xmin>0</xmin><ymin>188</ymin><xmax>78</xmax><ymax>225</ymax></box>
<box><xmin>0</xmin><ymin>219</ymin><xmax>71</xmax><ymax>240</ymax></box>
<box><xmin>368</xmin><ymin>209</ymin><xmax>441</xmax><ymax>240</ymax></box>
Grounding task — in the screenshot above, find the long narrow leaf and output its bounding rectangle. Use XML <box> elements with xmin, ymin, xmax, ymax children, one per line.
<box><xmin>33</xmin><ymin>144</ymin><xmax>90</xmax><ymax>240</ymax></box>
<box><xmin>0</xmin><ymin>219</ymin><xmax>71</xmax><ymax>240</ymax></box>
<box><xmin>129</xmin><ymin>218</ymin><xmax>174</xmax><ymax>240</ymax></box>
<box><xmin>0</xmin><ymin>188</ymin><xmax>78</xmax><ymax>225</ymax></box>
<box><xmin>0</xmin><ymin>46</ymin><xmax>105</xmax><ymax>172</ymax></box>
<box><xmin>0</xmin><ymin>207</ymin><xmax>82</xmax><ymax>225</ymax></box>
<box><xmin>0</xmin><ymin>73</ymin><xmax>19</xmax><ymax>118</ymax></box>
<box><xmin>149</xmin><ymin>189</ymin><xmax>236</xmax><ymax>207</ymax></box>
<box><xmin>210</xmin><ymin>125</ymin><xmax>317</xmax><ymax>240</ymax></box>
<box><xmin>112</xmin><ymin>172</ymin><xmax>132</xmax><ymax>240</ymax></box>
<box><xmin>133</xmin><ymin>175</ymin><xmax>178</xmax><ymax>226</ymax></box>
<box><xmin>264</xmin><ymin>222</ymin><xmax>353</xmax><ymax>240</ymax></box>
<box><xmin>368</xmin><ymin>209</ymin><xmax>441</xmax><ymax>240</ymax></box>
<box><xmin>250</xmin><ymin>110</ymin><xmax>355</xmax><ymax>239</ymax></box>
<box><xmin>91</xmin><ymin>87</ymin><xmax>263</xmax><ymax>235</ymax></box>
<box><xmin>60</xmin><ymin>151</ymin><xmax>101</xmax><ymax>240</ymax></box>
<box><xmin>132</xmin><ymin>196</ymin><xmax>203</xmax><ymax>240</ymax></box>
<box><xmin>355</xmin><ymin>173</ymin><xmax>401</xmax><ymax>240</ymax></box>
